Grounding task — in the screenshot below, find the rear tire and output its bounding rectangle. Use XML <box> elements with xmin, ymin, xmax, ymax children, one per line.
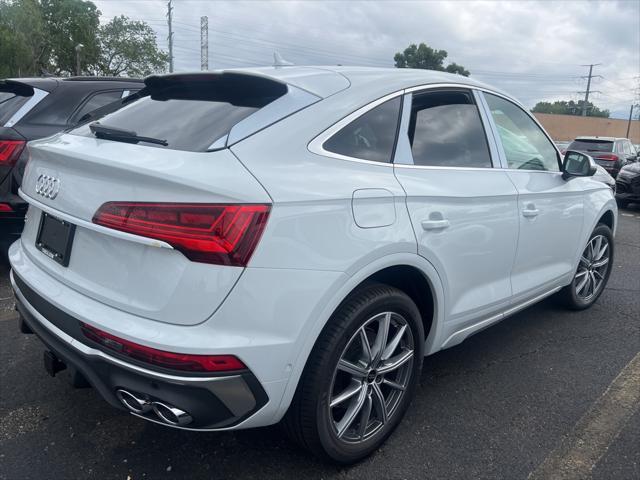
<box><xmin>283</xmin><ymin>283</ymin><xmax>424</xmax><ymax>464</ymax></box>
<box><xmin>556</xmin><ymin>224</ymin><xmax>614</xmax><ymax>310</ymax></box>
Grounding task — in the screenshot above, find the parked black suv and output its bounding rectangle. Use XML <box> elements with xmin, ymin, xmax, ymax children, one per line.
<box><xmin>566</xmin><ymin>136</ymin><xmax>638</xmax><ymax>178</ymax></box>
<box><xmin>0</xmin><ymin>77</ymin><xmax>142</xmax><ymax>258</ymax></box>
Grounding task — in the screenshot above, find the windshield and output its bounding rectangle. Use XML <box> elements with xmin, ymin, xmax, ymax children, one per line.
<box><xmin>0</xmin><ymin>92</ymin><xmax>30</xmax><ymax>125</ymax></box>
<box><xmin>568</xmin><ymin>140</ymin><xmax>614</xmax><ymax>153</ymax></box>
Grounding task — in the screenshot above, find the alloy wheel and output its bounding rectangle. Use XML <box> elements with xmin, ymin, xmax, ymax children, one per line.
<box><xmin>574</xmin><ymin>234</ymin><xmax>610</xmax><ymax>301</ymax></box>
<box><xmin>328</xmin><ymin>311</ymin><xmax>414</xmax><ymax>443</ymax></box>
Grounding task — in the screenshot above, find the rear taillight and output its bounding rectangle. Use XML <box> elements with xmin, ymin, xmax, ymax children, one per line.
<box><xmin>93</xmin><ymin>202</ymin><xmax>270</xmax><ymax>266</ymax></box>
<box><xmin>0</xmin><ymin>140</ymin><xmax>26</xmax><ymax>166</ymax></box>
<box><xmin>0</xmin><ymin>203</ymin><xmax>13</xmax><ymax>212</ymax></box>
<box><xmin>594</xmin><ymin>154</ymin><xmax>619</xmax><ymax>162</ymax></box>
<box><xmin>80</xmin><ymin>322</ymin><xmax>246</xmax><ymax>372</ymax></box>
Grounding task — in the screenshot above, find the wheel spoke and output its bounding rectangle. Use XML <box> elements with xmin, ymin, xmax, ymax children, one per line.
<box><xmin>371</xmin><ymin>383</ymin><xmax>388</xmax><ymax>424</ymax></box>
<box><xmin>356</xmin><ymin>394</ymin><xmax>373</xmax><ymax>440</ymax></box>
<box><xmin>382</xmin><ymin>378</ymin><xmax>406</xmax><ymax>391</ymax></box>
<box><xmin>371</xmin><ymin>313</ymin><xmax>390</xmax><ymax>366</ymax></box>
<box><xmin>336</xmin><ymin>386</ymin><xmax>368</xmax><ymax>438</ymax></box>
<box><xmin>579</xmin><ymin>255</ymin><xmax>590</xmax><ymax>267</ymax></box>
<box><xmin>338</xmin><ymin>359</ymin><xmax>367</xmax><ymax>378</ymax></box>
<box><xmin>576</xmin><ymin>272</ymin><xmax>590</xmax><ymax>295</ymax></box>
<box><xmin>595</xmin><ymin>242</ymin><xmax>608</xmax><ymax>261</ymax></box>
<box><xmin>381</xmin><ymin>324</ymin><xmax>407</xmax><ymax>361</ymax></box>
<box><xmin>590</xmin><ymin>271</ymin><xmax>599</xmax><ymax>294</ymax></box>
<box><xmin>378</xmin><ymin>349</ymin><xmax>413</xmax><ymax>374</ymax></box>
<box><xmin>592</xmin><ymin>257</ymin><xmax>609</xmax><ymax>269</ymax></box>
<box><xmin>575</xmin><ymin>269</ymin><xmax>588</xmax><ymax>278</ymax></box>
<box><xmin>359</xmin><ymin>328</ymin><xmax>373</xmax><ymax>365</ymax></box>
<box><xmin>330</xmin><ymin>380</ymin><xmax>364</xmax><ymax>408</ymax></box>
<box><xmin>592</xmin><ymin>236</ymin><xmax>602</xmax><ymax>260</ymax></box>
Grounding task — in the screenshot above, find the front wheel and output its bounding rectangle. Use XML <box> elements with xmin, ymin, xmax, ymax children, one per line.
<box><xmin>283</xmin><ymin>283</ymin><xmax>424</xmax><ymax>464</ymax></box>
<box><xmin>556</xmin><ymin>223</ymin><xmax>614</xmax><ymax>310</ymax></box>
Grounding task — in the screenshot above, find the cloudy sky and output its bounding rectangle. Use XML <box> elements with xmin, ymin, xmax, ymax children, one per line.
<box><xmin>94</xmin><ymin>0</ymin><xmax>639</xmax><ymax>118</ymax></box>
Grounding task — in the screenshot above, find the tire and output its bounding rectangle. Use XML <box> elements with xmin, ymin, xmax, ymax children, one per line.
<box><xmin>283</xmin><ymin>283</ymin><xmax>424</xmax><ymax>464</ymax></box>
<box><xmin>616</xmin><ymin>199</ymin><xmax>629</xmax><ymax>209</ymax></box>
<box><xmin>556</xmin><ymin>223</ymin><xmax>614</xmax><ymax>310</ymax></box>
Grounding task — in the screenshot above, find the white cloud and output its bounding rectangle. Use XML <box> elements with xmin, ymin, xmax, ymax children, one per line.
<box><xmin>94</xmin><ymin>0</ymin><xmax>639</xmax><ymax>118</ymax></box>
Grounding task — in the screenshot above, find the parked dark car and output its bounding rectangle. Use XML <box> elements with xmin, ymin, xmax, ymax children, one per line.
<box><xmin>615</xmin><ymin>161</ymin><xmax>640</xmax><ymax>208</ymax></box>
<box><xmin>0</xmin><ymin>76</ymin><xmax>143</xmax><ymax>258</ymax></box>
<box><xmin>567</xmin><ymin>136</ymin><xmax>638</xmax><ymax>178</ymax></box>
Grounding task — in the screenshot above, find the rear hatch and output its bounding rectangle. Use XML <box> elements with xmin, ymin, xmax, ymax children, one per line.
<box><xmin>18</xmin><ymin>72</ymin><xmax>316</xmax><ymax>326</ymax></box>
<box><xmin>568</xmin><ymin>139</ymin><xmax>617</xmax><ymax>169</ymax></box>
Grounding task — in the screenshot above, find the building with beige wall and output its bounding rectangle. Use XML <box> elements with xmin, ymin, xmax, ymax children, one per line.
<box><xmin>534</xmin><ymin>113</ymin><xmax>640</xmax><ymax>143</ymax></box>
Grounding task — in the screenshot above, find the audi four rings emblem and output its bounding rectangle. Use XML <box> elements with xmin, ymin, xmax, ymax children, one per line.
<box><xmin>35</xmin><ymin>174</ymin><xmax>61</xmax><ymax>200</ymax></box>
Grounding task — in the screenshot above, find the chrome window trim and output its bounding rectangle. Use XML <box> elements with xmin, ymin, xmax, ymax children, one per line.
<box><xmin>11</xmin><ymin>270</ymin><xmax>237</xmax><ymax>384</ymax></box>
<box><xmin>307</xmin><ymin>82</ymin><xmax>565</xmax><ymax>173</ymax></box>
<box><xmin>3</xmin><ymin>87</ymin><xmax>49</xmax><ymax>128</ymax></box>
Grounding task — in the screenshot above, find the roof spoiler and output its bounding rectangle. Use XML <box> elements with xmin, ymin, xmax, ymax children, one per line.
<box><xmin>141</xmin><ymin>72</ymin><xmax>288</xmax><ymax>107</ymax></box>
<box><xmin>0</xmin><ymin>80</ymin><xmax>34</xmax><ymax>97</ymax></box>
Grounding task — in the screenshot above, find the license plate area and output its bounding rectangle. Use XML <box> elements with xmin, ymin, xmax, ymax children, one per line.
<box><xmin>36</xmin><ymin>212</ymin><xmax>76</xmax><ymax>267</ymax></box>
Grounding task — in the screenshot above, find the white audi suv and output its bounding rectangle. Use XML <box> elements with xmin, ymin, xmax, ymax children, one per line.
<box><xmin>9</xmin><ymin>67</ymin><xmax>617</xmax><ymax>463</ymax></box>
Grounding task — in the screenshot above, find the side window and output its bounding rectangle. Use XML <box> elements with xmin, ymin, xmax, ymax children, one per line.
<box><xmin>323</xmin><ymin>97</ymin><xmax>402</xmax><ymax>163</ymax></box>
<box><xmin>484</xmin><ymin>93</ymin><xmax>560</xmax><ymax>172</ymax></box>
<box><xmin>623</xmin><ymin>141</ymin><xmax>632</xmax><ymax>155</ymax></box>
<box><xmin>70</xmin><ymin>90</ymin><xmax>123</xmax><ymax>125</ymax></box>
<box><xmin>408</xmin><ymin>90</ymin><xmax>492</xmax><ymax>168</ymax></box>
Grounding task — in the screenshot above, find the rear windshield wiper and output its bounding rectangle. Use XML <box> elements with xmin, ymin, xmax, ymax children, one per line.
<box><xmin>89</xmin><ymin>122</ymin><xmax>168</xmax><ymax>146</ymax></box>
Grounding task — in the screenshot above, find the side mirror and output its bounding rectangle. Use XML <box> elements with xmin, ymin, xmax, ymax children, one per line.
<box><xmin>562</xmin><ymin>150</ymin><xmax>597</xmax><ymax>180</ymax></box>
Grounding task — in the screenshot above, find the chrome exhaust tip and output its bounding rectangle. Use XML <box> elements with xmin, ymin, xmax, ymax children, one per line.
<box><xmin>151</xmin><ymin>401</ymin><xmax>193</xmax><ymax>426</ymax></box>
<box><xmin>116</xmin><ymin>389</ymin><xmax>152</xmax><ymax>414</ymax></box>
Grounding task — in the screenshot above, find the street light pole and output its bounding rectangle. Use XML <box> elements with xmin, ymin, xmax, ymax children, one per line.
<box><xmin>75</xmin><ymin>43</ymin><xmax>84</xmax><ymax>76</ymax></box>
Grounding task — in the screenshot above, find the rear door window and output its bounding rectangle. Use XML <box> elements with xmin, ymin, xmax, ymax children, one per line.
<box><xmin>408</xmin><ymin>90</ymin><xmax>492</xmax><ymax>168</ymax></box>
<box><xmin>323</xmin><ymin>97</ymin><xmax>402</xmax><ymax>163</ymax></box>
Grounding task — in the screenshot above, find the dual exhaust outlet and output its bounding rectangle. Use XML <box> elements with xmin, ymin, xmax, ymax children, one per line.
<box><xmin>116</xmin><ymin>389</ymin><xmax>193</xmax><ymax>427</ymax></box>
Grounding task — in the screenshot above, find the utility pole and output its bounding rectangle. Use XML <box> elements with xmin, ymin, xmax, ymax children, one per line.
<box><xmin>200</xmin><ymin>16</ymin><xmax>208</xmax><ymax>71</ymax></box>
<box><xmin>74</xmin><ymin>44</ymin><xmax>84</xmax><ymax>76</ymax></box>
<box><xmin>167</xmin><ymin>0</ymin><xmax>174</xmax><ymax>73</ymax></box>
<box><xmin>626</xmin><ymin>104</ymin><xmax>635</xmax><ymax>138</ymax></box>
<box><xmin>579</xmin><ymin>63</ymin><xmax>602</xmax><ymax>116</ymax></box>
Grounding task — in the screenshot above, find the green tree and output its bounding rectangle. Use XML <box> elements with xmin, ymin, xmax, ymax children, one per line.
<box><xmin>532</xmin><ymin>100</ymin><xmax>610</xmax><ymax>118</ymax></box>
<box><xmin>94</xmin><ymin>15</ymin><xmax>168</xmax><ymax>77</ymax></box>
<box><xmin>40</xmin><ymin>0</ymin><xmax>101</xmax><ymax>75</ymax></box>
<box><xmin>0</xmin><ymin>0</ymin><xmax>47</xmax><ymax>77</ymax></box>
<box><xmin>394</xmin><ymin>43</ymin><xmax>470</xmax><ymax>76</ymax></box>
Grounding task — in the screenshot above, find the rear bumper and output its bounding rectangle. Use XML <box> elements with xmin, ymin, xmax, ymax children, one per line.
<box><xmin>11</xmin><ymin>270</ymin><xmax>269</xmax><ymax>430</ymax></box>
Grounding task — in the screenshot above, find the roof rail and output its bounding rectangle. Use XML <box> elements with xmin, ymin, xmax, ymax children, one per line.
<box><xmin>63</xmin><ymin>76</ymin><xmax>144</xmax><ymax>83</ymax></box>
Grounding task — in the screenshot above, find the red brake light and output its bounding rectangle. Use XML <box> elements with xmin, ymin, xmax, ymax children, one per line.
<box><xmin>80</xmin><ymin>322</ymin><xmax>246</xmax><ymax>372</ymax></box>
<box><xmin>92</xmin><ymin>202</ymin><xmax>270</xmax><ymax>266</ymax></box>
<box><xmin>0</xmin><ymin>140</ymin><xmax>26</xmax><ymax>166</ymax></box>
<box><xmin>0</xmin><ymin>203</ymin><xmax>14</xmax><ymax>212</ymax></box>
<box><xmin>594</xmin><ymin>154</ymin><xmax>618</xmax><ymax>161</ymax></box>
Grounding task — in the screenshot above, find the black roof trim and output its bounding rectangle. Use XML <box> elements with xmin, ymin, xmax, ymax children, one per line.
<box><xmin>63</xmin><ymin>76</ymin><xmax>144</xmax><ymax>83</ymax></box>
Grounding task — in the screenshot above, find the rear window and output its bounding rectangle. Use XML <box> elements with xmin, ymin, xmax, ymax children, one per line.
<box><xmin>568</xmin><ymin>140</ymin><xmax>613</xmax><ymax>153</ymax></box>
<box><xmin>73</xmin><ymin>74</ymin><xmax>287</xmax><ymax>152</ymax></box>
<box><xmin>0</xmin><ymin>92</ymin><xmax>31</xmax><ymax>125</ymax></box>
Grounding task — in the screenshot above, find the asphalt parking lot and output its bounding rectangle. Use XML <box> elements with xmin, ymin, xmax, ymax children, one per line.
<box><xmin>1</xmin><ymin>206</ymin><xmax>638</xmax><ymax>480</ymax></box>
